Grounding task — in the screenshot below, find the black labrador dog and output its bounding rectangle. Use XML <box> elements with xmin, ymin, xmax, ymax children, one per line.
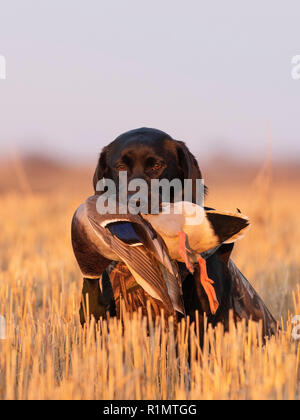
<box><xmin>75</xmin><ymin>127</ymin><xmax>277</xmax><ymax>338</ymax></box>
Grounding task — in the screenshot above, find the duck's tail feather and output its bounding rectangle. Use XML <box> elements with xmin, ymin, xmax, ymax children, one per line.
<box><xmin>205</xmin><ymin>210</ymin><xmax>250</xmax><ymax>245</ymax></box>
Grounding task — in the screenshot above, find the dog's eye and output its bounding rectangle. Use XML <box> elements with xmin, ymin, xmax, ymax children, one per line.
<box><xmin>116</xmin><ymin>164</ymin><xmax>127</xmax><ymax>171</ymax></box>
<box><xmin>153</xmin><ymin>163</ymin><xmax>162</xmax><ymax>171</ymax></box>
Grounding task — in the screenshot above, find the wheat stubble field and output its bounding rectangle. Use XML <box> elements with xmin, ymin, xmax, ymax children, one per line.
<box><xmin>0</xmin><ymin>156</ymin><xmax>299</xmax><ymax>400</ymax></box>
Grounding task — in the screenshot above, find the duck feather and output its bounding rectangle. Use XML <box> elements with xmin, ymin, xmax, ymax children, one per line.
<box><xmin>85</xmin><ymin>196</ymin><xmax>184</xmax><ymax>314</ymax></box>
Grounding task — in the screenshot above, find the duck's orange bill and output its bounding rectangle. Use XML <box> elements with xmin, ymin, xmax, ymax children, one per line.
<box><xmin>197</xmin><ymin>256</ymin><xmax>219</xmax><ymax>315</ymax></box>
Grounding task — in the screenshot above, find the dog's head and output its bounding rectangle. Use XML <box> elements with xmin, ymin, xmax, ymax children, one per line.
<box><xmin>93</xmin><ymin>127</ymin><xmax>203</xmax><ymax>206</ymax></box>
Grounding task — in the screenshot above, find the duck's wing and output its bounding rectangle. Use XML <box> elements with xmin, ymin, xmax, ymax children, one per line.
<box><xmin>205</xmin><ymin>210</ymin><xmax>250</xmax><ymax>244</ymax></box>
<box><xmin>86</xmin><ymin>196</ymin><xmax>184</xmax><ymax>314</ymax></box>
<box><xmin>127</xmin><ymin>220</ymin><xmax>185</xmax><ymax>314</ymax></box>
<box><xmin>109</xmin><ymin>230</ymin><xmax>184</xmax><ymax>315</ymax></box>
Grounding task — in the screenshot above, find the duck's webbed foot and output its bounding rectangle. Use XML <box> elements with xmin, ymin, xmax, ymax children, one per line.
<box><xmin>197</xmin><ymin>256</ymin><xmax>219</xmax><ymax>315</ymax></box>
<box><xmin>178</xmin><ymin>231</ymin><xmax>194</xmax><ymax>274</ymax></box>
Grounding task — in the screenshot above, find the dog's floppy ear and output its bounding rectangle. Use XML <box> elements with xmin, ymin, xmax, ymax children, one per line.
<box><xmin>93</xmin><ymin>146</ymin><xmax>110</xmax><ymax>192</ymax></box>
<box><xmin>175</xmin><ymin>140</ymin><xmax>202</xmax><ymax>180</ymax></box>
<box><xmin>175</xmin><ymin>140</ymin><xmax>206</xmax><ymax>202</ymax></box>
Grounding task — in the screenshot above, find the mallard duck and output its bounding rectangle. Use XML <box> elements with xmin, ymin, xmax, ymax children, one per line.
<box><xmin>71</xmin><ymin>195</ymin><xmax>185</xmax><ymax>315</ymax></box>
<box><xmin>142</xmin><ymin>202</ymin><xmax>250</xmax><ymax>314</ymax></box>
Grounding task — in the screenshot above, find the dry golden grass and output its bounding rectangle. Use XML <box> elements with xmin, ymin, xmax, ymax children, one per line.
<box><xmin>0</xmin><ymin>159</ymin><xmax>300</xmax><ymax>400</ymax></box>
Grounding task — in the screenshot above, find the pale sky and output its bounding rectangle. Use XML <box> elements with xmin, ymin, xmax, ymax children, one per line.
<box><xmin>0</xmin><ymin>0</ymin><xmax>299</xmax><ymax>162</ymax></box>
